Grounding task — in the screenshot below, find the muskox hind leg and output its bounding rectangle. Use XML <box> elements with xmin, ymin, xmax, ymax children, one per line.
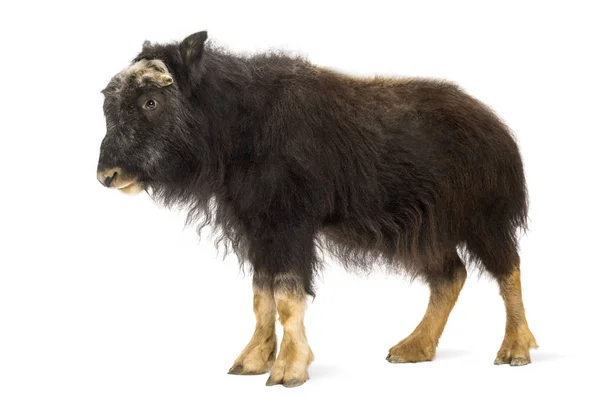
<box><xmin>494</xmin><ymin>266</ymin><xmax>538</xmax><ymax>366</ymax></box>
<box><xmin>265</xmin><ymin>274</ymin><xmax>314</xmax><ymax>387</ymax></box>
<box><xmin>387</xmin><ymin>253</ymin><xmax>466</xmax><ymax>363</ymax></box>
<box><xmin>228</xmin><ymin>274</ymin><xmax>278</xmax><ymax>375</ymax></box>
<box><xmin>467</xmin><ymin>235</ymin><xmax>538</xmax><ymax>366</ymax></box>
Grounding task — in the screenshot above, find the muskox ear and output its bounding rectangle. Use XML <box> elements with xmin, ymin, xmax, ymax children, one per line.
<box><xmin>179</xmin><ymin>31</ymin><xmax>208</xmax><ymax>86</ymax></box>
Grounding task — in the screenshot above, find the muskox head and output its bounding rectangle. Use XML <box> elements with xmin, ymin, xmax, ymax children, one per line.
<box><xmin>96</xmin><ymin>31</ymin><xmax>208</xmax><ymax>195</ymax></box>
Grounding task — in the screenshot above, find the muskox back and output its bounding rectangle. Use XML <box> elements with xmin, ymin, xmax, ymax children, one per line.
<box><xmin>237</xmin><ymin>62</ymin><xmax>528</xmax><ymax>285</ymax></box>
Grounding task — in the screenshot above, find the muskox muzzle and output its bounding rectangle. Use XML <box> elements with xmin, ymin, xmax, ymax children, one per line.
<box><xmin>96</xmin><ymin>165</ymin><xmax>144</xmax><ymax>195</ymax></box>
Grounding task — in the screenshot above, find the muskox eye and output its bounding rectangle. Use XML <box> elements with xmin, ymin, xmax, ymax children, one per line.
<box><xmin>143</xmin><ymin>99</ymin><xmax>157</xmax><ymax>110</ymax></box>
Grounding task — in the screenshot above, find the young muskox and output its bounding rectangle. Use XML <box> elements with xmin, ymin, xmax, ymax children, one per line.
<box><xmin>97</xmin><ymin>31</ymin><xmax>537</xmax><ymax>387</ymax></box>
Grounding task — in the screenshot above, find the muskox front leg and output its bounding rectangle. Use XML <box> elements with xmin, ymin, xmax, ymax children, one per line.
<box><xmin>228</xmin><ymin>274</ymin><xmax>278</xmax><ymax>375</ymax></box>
<box><xmin>265</xmin><ymin>274</ymin><xmax>314</xmax><ymax>388</ymax></box>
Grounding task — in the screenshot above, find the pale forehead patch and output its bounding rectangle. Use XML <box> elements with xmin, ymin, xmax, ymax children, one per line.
<box><xmin>119</xmin><ymin>59</ymin><xmax>174</xmax><ymax>87</ymax></box>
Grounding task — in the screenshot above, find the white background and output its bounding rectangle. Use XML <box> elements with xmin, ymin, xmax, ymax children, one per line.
<box><xmin>1</xmin><ymin>1</ymin><xmax>598</xmax><ymax>407</ymax></box>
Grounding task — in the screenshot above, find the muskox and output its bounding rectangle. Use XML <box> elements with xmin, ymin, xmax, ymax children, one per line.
<box><xmin>97</xmin><ymin>31</ymin><xmax>537</xmax><ymax>387</ymax></box>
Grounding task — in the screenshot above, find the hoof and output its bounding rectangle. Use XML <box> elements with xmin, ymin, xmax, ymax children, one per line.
<box><xmin>227</xmin><ymin>363</ymin><xmax>270</xmax><ymax>375</ymax></box>
<box><xmin>510</xmin><ymin>356</ymin><xmax>531</xmax><ymax>366</ymax></box>
<box><xmin>495</xmin><ymin>325</ymin><xmax>537</xmax><ymax>366</ymax></box>
<box><xmin>228</xmin><ymin>338</ymin><xmax>277</xmax><ymax>375</ymax></box>
<box><xmin>495</xmin><ymin>336</ymin><xmax>536</xmax><ymax>367</ymax></box>
<box><xmin>228</xmin><ymin>364</ymin><xmax>268</xmax><ymax>375</ymax></box>
<box><xmin>494</xmin><ymin>354</ymin><xmax>531</xmax><ymax>366</ymax></box>
<box><xmin>387</xmin><ymin>336</ymin><xmax>436</xmax><ymax>363</ymax></box>
<box><xmin>266</xmin><ymin>375</ymin><xmax>282</xmax><ymax>386</ymax></box>
<box><xmin>265</xmin><ymin>376</ymin><xmax>306</xmax><ymax>387</ymax></box>
<box><xmin>265</xmin><ymin>345</ymin><xmax>312</xmax><ymax>387</ymax></box>
<box><xmin>227</xmin><ymin>364</ymin><xmax>244</xmax><ymax>375</ymax></box>
<box><xmin>283</xmin><ymin>379</ymin><xmax>305</xmax><ymax>388</ymax></box>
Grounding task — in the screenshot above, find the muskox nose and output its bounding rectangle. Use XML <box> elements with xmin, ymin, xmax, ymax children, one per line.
<box><xmin>97</xmin><ymin>167</ymin><xmax>120</xmax><ymax>187</ymax></box>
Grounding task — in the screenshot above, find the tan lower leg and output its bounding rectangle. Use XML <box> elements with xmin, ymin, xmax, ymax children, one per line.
<box><xmin>228</xmin><ymin>285</ymin><xmax>277</xmax><ymax>375</ymax></box>
<box><xmin>388</xmin><ymin>266</ymin><xmax>466</xmax><ymax>363</ymax></box>
<box><xmin>495</xmin><ymin>268</ymin><xmax>538</xmax><ymax>366</ymax></box>
<box><xmin>266</xmin><ymin>290</ymin><xmax>314</xmax><ymax>387</ymax></box>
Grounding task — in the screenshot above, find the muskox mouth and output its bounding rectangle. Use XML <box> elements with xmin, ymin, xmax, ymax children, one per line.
<box><xmin>115</xmin><ymin>180</ymin><xmax>145</xmax><ymax>195</ymax></box>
